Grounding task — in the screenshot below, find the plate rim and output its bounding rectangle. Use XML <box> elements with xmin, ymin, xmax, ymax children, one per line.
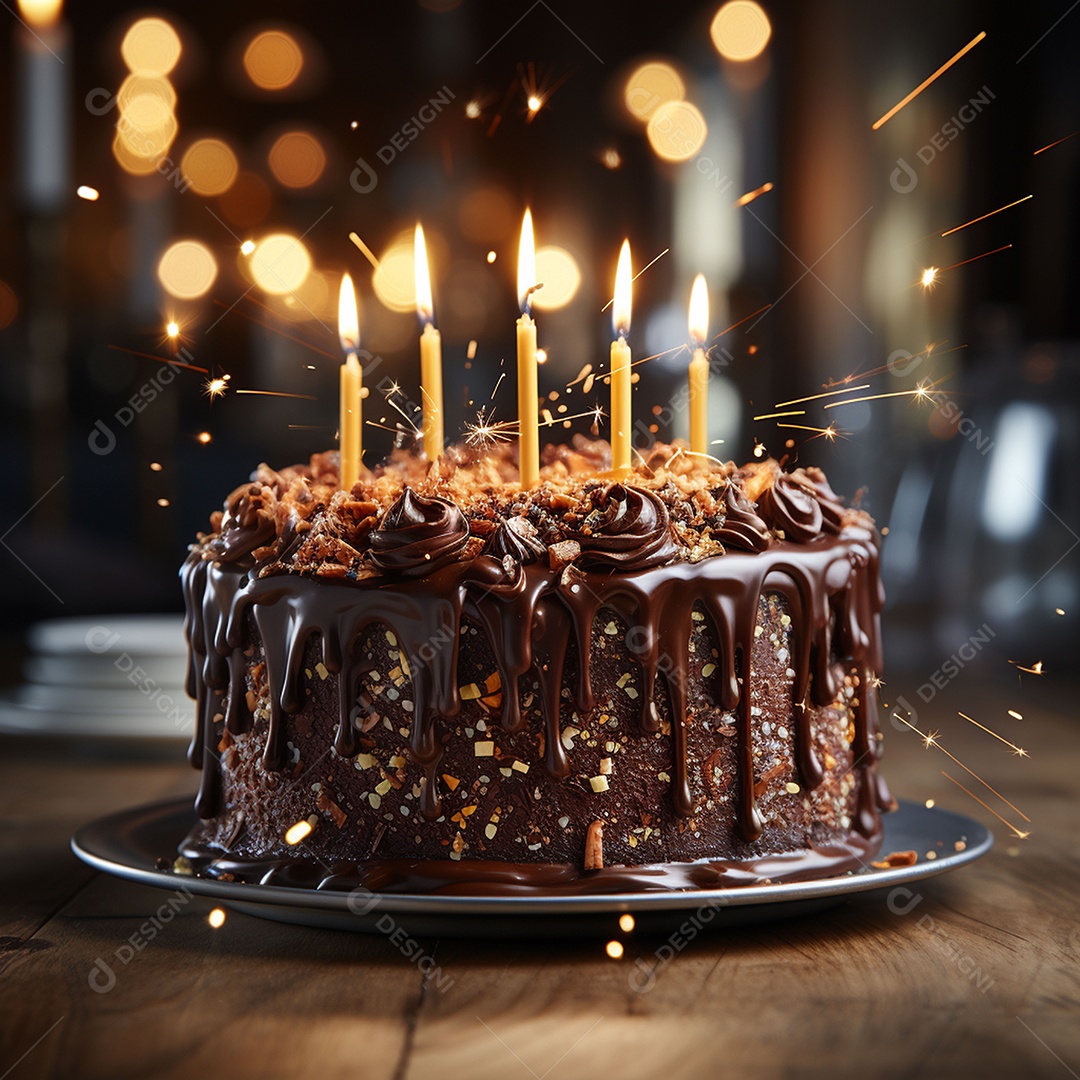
<box><xmin>71</xmin><ymin>796</ymin><xmax>993</xmax><ymax>916</ymax></box>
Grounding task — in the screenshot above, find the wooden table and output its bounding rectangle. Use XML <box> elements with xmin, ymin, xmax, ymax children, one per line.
<box><xmin>1</xmin><ymin>671</ymin><xmax>1077</xmax><ymax>1080</ymax></box>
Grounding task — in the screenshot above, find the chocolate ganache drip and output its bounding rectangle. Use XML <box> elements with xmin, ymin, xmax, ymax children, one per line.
<box><xmin>216</xmin><ymin>482</ymin><xmax>277</xmax><ymax>564</ymax></box>
<box><xmin>757</xmin><ymin>472</ymin><xmax>824</xmax><ymax>543</ymax></box>
<box><xmin>571</xmin><ymin>484</ymin><xmax>678</xmax><ymax>571</ymax></box>
<box><xmin>715</xmin><ymin>482</ymin><xmax>771</xmax><ymax>553</ymax></box>
<box><xmin>368</xmin><ymin>488</ymin><xmax>469</xmax><ymax>577</ymax></box>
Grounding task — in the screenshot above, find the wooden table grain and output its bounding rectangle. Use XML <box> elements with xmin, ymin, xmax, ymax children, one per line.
<box><xmin>1</xmin><ymin>671</ymin><xmax>1077</xmax><ymax>1080</ymax></box>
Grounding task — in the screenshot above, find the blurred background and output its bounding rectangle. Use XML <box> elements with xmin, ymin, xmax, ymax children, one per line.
<box><xmin>1</xmin><ymin>0</ymin><xmax>1078</xmax><ymax>711</ymax></box>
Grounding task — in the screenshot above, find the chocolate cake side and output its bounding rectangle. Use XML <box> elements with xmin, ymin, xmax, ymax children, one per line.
<box><xmin>178</xmin><ymin>441</ymin><xmax>894</xmax><ymax>891</ymax></box>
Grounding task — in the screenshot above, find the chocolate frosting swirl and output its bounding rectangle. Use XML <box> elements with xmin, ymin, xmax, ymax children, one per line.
<box><xmin>791</xmin><ymin>467</ymin><xmax>845</xmax><ymax>534</ymax></box>
<box><xmin>369</xmin><ymin>488</ymin><xmax>469</xmax><ymax>578</ymax></box>
<box><xmin>757</xmin><ymin>473</ymin><xmax>824</xmax><ymax>543</ymax></box>
<box><xmin>715</xmin><ymin>483</ymin><xmax>771</xmax><ymax>553</ymax></box>
<box><xmin>482</xmin><ymin>517</ymin><xmax>545</xmax><ymax>566</ymax></box>
<box><xmin>571</xmin><ymin>484</ymin><xmax>678</xmax><ymax>572</ymax></box>
<box><xmin>217</xmin><ymin>483</ymin><xmax>277</xmax><ymax>564</ymax></box>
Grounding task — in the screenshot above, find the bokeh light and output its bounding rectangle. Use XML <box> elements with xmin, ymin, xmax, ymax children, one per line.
<box><xmin>646</xmin><ymin>100</ymin><xmax>708</xmax><ymax>162</ymax></box>
<box><xmin>371</xmin><ymin>234</ymin><xmax>417</xmax><ymax>313</ymax></box>
<box><xmin>121</xmin><ymin>17</ymin><xmax>182</xmax><ymax>76</ymax></box>
<box><xmin>624</xmin><ymin>60</ymin><xmax>685</xmax><ymax>121</ymax></box>
<box><xmin>218</xmin><ymin>171</ymin><xmax>272</xmax><ymax>227</ymax></box>
<box><xmin>267</xmin><ymin>130</ymin><xmax>326</xmax><ymax>188</ymax></box>
<box><xmin>243</xmin><ymin>30</ymin><xmax>304</xmax><ymax>91</ymax></box>
<box><xmin>710</xmin><ymin>1</ymin><xmax>772</xmax><ymax>62</ymax></box>
<box><xmin>180</xmin><ymin>138</ymin><xmax>238</xmax><ymax>196</ymax></box>
<box><xmin>532</xmin><ymin>246</ymin><xmax>581</xmax><ymax>311</ymax></box>
<box><xmin>157</xmin><ymin>241</ymin><xmax>218</xmax><ymax>299</ymax></box>
<box><xmin>76</xmin><ymin>185</ymin><xmax>100</xmax><ymax>201</ymax></box>
<box><xmin>250</xmin><ymin>233</ymin><xmax>311</xmax><ymax>295</ymax></box>
<box><xmin>117</xmin><ymin>74</ymin><xmax>177</xmax><ymax>119</ymax></box>
<box><xmin>112</xmin><ymin>130</ymin><xmax>176</xmax><ymax>175</ymax></box>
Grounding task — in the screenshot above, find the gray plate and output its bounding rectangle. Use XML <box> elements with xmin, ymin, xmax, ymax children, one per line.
<box><xmin>72</xmin><ymin>798</ymin><xmax>992</xmax><ymax>937</ymax></box>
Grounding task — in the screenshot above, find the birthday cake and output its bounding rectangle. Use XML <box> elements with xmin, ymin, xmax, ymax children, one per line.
<box><xmin>179</xmin><ymin>439</ymin><xmax>894</xmax><ymax>893</ymax></box>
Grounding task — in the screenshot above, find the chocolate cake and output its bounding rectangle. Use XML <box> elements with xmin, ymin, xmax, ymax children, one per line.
<box><xmin>180</xmin><ymin>438</ymin><xmax>894</xmax><ymax>894</ymax></box>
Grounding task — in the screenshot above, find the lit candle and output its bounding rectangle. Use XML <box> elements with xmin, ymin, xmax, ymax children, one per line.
<box><xmin>414</xmin><ymin>223</ymin><xmax>443</xmax><ymax>461</ymax></box>
<box><xmin>338</xmin><ymin>273</ymin><xmax>362</xmax><ymax>491</ymax></box>
<box><xmin>610</xmin><ymin>240</ymin><xmax>633</xmax><ymax>473</ymax></box>
<box><xmin>16</xmin><ymin>0</ymin><xmax>71</xmax><ymax>212</ymax></box>
<box><xmin>687</xmin><ymin>273</ymin><xmax>709</xmax><ymax>455</ymax></box>
<box><xmin>516</xmin><ymin>209</ymin><xmax>539</xmax><ymax>488</ymax></box>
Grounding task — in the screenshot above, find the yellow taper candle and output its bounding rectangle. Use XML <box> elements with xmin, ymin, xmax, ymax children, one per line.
<box><xmin>338</xmin><ymin>272</ymin><xmax>362</xmax><ymax>491</ymax></box>
<box><xmin>610</xmin><ymin>239</ymin><xmax>633</xmax><ymax>473</ymax></box>
<box><xmin>414</xmin><ymin>223</ymin><xmax>443</xmax><ymax>460</ymax></box>
<box><xmin>687</xmin><ymin>273</ymin><xmax>709</xmax><ymax>455</ymax></box>
<box><xmin>516</xmin><ymin>208</ymin><xmax>539</xmax><ymax>488</ymax></box>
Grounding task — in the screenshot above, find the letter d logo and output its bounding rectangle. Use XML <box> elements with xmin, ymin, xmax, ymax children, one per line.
<box><xmin>350</xmin><ymin>156</ymin><xmax>378</xmax><ymax>194</ymax></box>
<box><xmin>88</xmin><ymin>419</ymin><xmax>116</xmax><ymax>456</ymax></box>
<box><xmin>890</xmin><ymin>157</ymin><xmax>918</xmax><ymax>194</ymax></box>
<box><xmin>88</xmin><ymin>957</ymin><xmax>117</xmax><ymax>994</ymax></box>
<box><xmin>886</xmin><ymin>887</ymin><xmax>924</xmax><ymax>916</ymax></box>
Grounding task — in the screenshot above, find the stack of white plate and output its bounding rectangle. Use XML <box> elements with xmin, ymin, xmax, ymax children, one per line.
<box><xmin>0</xmin><ymin>615</ymin><xmax>192</xmax><ymax>740</ymax></box>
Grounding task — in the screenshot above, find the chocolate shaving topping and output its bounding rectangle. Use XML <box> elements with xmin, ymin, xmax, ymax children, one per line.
<box><xmin>482</xmin><ymin>517</ymin><xmax>545</xmax><ymax>566</ymax></box>
<box><xmin>757</xmin><ymin>471</ymin><xmax>824</xmax><ymax>543</ymax></box>
<box><xmin>570</xmin><ymin>484</ymin><xmax>679</xmax><ymax>572</ymax></box>
<box><xmin>368</xmin><ymin>488</ymin><xmax>469</xmax><ymax>578</ymax></box>
<box><xmin>715</xmin><ymin>482</ymin><xmax>772</xmax><ymax>553</ymax></box>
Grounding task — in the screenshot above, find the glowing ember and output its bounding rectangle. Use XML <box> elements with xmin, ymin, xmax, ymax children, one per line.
<box><xmin>1007</xmin><ymin>709</ymin><xmax>1023</xmax><ymax>721</ymax></box>
<box><xmin>156</xmin><ymin>498</ymin><xmax>169</xmax><ymax>507</ymax></box>
<box><xmin>925</xmin><ymin>799</ymin><xmax>935</xmax><ymax>809</ymax></box>
<box><xmin>486</xmin><ymin>250</ymin><xmax>497</xmax><ymax>263</ymax></box>
<box><xmin>285</xmin><ymin>820</ymin><xmax>312</xmax><ymax>845</ymax></box>
<box><xmin>1009</xmin><ymin>660</ymin><xmax>1044</xmax><ymax>676</ymax></box>
<box><xmin>605</xmin><ymin>940</ymin><xmax>624</xmax><ymax>959</ymax></box>
<box><xmin>465</xmin><ymin>100</ymin><xmax>481</xmax><ymax>119</ymax></box>
<box><xmin>149</xmin><ymin>462</ymin><xmax>163</xmax><ymax>472</ymax></box>
<box><xmin>196</xmin><ymin>431</ymin><xmax>212</xmax><ymax>445</ymax></box>
<box><xmin>871</xmin><ymin>30</ymin><xmax>986</xmax><ymax>130</ymax></box>
<box><xmin>1055</xmin><ymin>608</ymin><xmax>1066</xmax><ymax>616</ymax></box>
<box><xmin>208</xmin><ymin>907</ymin><xmax>226</xmax><ymax>929</ymax></box>
<box><xmin>76</xmin><ymin>185</ymin><xmax>100</xmax><ymax>201</ymax></box>
<box><xmin>527</xmin><ymin>94</ymin><xmax>542</xmax><ymax>113</ymax></box>
<box><xmin>618</xmin><ymin>914</ymin><xmax>635</xmax><ymax>932</ymax></box>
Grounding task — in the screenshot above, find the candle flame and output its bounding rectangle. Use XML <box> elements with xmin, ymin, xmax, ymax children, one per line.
<box><xmin>18</xmin><ymin>0</ymin><xmax>62</xmax><ymax>29</ymax></box>
<box><xmin>518</xmin><ymin>208</ymin><xmax>536</xmax><ymax>313</ymax></box>
<box><xmin>414</xmin><ymin>223</ymin><xmax>434</xmax><ymax>325</ymax></box>
<box><xmin>688</xmin><ymin>273</ymin><xmax>709</xmax><ymax>345</ymax></box>
<box><xmin>338</xmin><ymin>272</ymin><xmax>359</xmax><ymax>353</ymax></box>
<box><xmin>612</xmin><ymin>240</ymin><xmax>632</xmax><ymax>338</ymax></box>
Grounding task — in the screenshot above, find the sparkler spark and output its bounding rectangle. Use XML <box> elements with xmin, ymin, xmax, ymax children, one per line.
<box><xmin>233</xmin><ymin>389</ymin><xmax>316</xmax><ymax>400</ymax></box>
<box><xmin>734</xmin><ymin>181</ymin><xmax>774</xmax><ymax>207</ymax></box>
<box><xmin>754</xmin><ymin>410</ymin><xmax>806</xmax><ymax>421</ymax></box>
<box><xmin>892</xmin><ymin>712</ymin><xmax>1031</xmax><ymax>823</ymax></box>
<box><xmin>348</xmin><ymin>231</ymin><xmax>381</xmax><ymax>270</ymax></box>
<box><xmin>920</xmin><ymin>267</ymin><xmax>939</xmax><ymax>289</ymax></box>
<box><xmin>940</xmin><ymin>772</ymin><xmax>1030</xmax><ymax>839</ymax></box>
<box><xmin>203</xmin><ymin>376</ymin><xmax>229</xmax><ymax>402</ymax></box>
<box><xmin>932</xmin><ymin>244</ymin><xmax>1014</xmax><ymax>277</ymax></box>
<box><xmin>957</xmin><ymin>712</ymin><xmax>1028</xmax><ymax>757</ymax></box>
<box><xmin>776</xmin><ymin>423</ymin><xmax>842</xmax><ymax>442</ymax></box>
<box><xmin>1033</xmin><ymin>129</ymin><xmax>1080</xmax><ymax>155</ymax></box>
<box><xmin>940</xmin><ymin>194</ymin><xmax>1033</xmax><ymax>237</ymax></box>
<box><xmin>823</xmin><ymin>382</ymin><xmax>945</xmax><ymax>409</ymax></box>
<box><xmin>107</xmin><ymin>343</ymin><xmax>208</xmax><ymax>375</ymax></box>
<box><xmin>774</xmin><ymin>384</ymin><xmax>871</xmax><ymax>408</ymax></box>
<box><xmin>464</xmin><ymin>408</ymin><xmax>518</xmax><ymax>450</ymax></box>
<box><xmin>871</xmin><ymin>30</ymin><xmax>987</xmax><ymax>130</ymax></box>
<box><xmin>1009</xmin><ymin>659</ymin><xmax>1045</xmax><ymax>676</ymax></box>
